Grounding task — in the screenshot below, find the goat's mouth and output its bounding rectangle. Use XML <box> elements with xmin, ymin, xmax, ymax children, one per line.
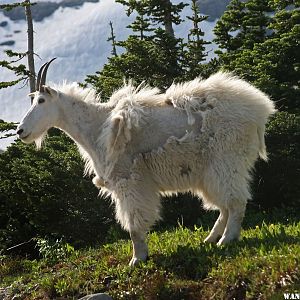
<box><xmin>19</xmin><ymin>132</ymin><xmax>32</xmax><ymax>141</ymax></box>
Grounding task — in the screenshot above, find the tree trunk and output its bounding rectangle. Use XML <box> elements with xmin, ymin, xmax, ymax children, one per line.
<box><xmin>24</xmin><ymin>0</ymin><xmax>35</xmax><ymax>102</ymax></box>
<box><xmin>162</xmin><ymin>0</ymin><xmax>174</xmax><ymax>37</ymax></box>
<box><xmin>108</xmin><ymin>21</ymin><xmax>117</xmax><ymax>57</ymax></box>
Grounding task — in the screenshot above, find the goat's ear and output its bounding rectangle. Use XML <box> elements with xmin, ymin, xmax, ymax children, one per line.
<box><xmin>43</xmin><ymin>85</ymin><xmax>58</xmax><ymax>97</ymax></box>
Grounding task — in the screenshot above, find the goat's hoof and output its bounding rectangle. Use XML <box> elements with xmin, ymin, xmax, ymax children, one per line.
<box><xmin>217</xmin><ymin>239</ymin><xmax>225</xmax><ymax>246</ymax></box>
<box><xmin>204</xmin><ymin>235</ymin><xmax>219</xmax><ymax>243</ymax></box>
<box><xmin>129</xmin><ymin>257</ymin><xmax>140</xmax><ymax>267</ymax></box>
<box><xmin>129</xmin><ymin>255</ymin><xmax>148</xmax><ymax>267</ymax></box>
<box><xmin>217</xmin><ymin>235</ymin><xmax>239</xmax><ymax>246</ymax></box>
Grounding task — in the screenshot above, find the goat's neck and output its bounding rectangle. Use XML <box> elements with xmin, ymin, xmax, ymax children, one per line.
<box><xmin>56</xmin><ymin>93</ymin><xmax>109</xmax><ymax>165</ymax></box>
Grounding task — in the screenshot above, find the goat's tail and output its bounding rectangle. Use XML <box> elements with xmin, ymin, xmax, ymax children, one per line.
<box><xmin>257</xmin><ymin>97</ymin><xmax>276</xmax><ymax>161</ymax></box>
<box><xmin>258</xmin><ymin>125</ymin><xmax>268</xmax><ymax>161</ymax></box>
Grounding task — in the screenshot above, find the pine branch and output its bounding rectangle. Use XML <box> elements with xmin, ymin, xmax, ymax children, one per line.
<box><xmin>0</xmin><ymin>132</ymin><xmax>17</xmax><ymax>139</ymax></box>
<box><xmin>0</xmin><ymin>78</ymin><xmax>24</xmax><ymax>89</ymax></box>
<box><xmin>4</xmin><ymin>50</ymin><xmax>28</xmax><ymax>63</ymax></box>
<box><xmin>0</xmin><ymin>119</ymin><xmax>18</xmax><ymax>140</ymax></box>
<box><xmin>5</xmin><ymin>50</ymin><xmax>27</xmax><ymax>58</ymax></box>
<box><xmin>0</xmin><ymin>120</ymin><xmax>18</xmax><ymax>131</ymax></box>
<box><xmin>0</xmin><ymin>1</ymin><xmax>36</xmax><ymax>11</ymax></box>
<box><xmin>0</xmin><ymin>61</ymin><xmax>30</xmax><ymax>76</ymax></box>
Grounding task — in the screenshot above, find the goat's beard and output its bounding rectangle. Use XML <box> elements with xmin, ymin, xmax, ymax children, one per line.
<box><xmin>35</xmin><ymin>132</ymin><xmax>47</xmax><ymax>149</ymax></box>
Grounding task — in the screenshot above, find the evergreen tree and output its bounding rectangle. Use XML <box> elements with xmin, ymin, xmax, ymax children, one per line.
<box><xmin>86</xmin><ymin>34</ymin><xmax>183</xmax><ymax>98</ymax></box>
<box><xmin>184</xmin><ymin>0</ymin><xmax>210</xmax><ymax>79</ymax></box>
<box><xmin>214</xmin><ymin>0</ymin><xmax>299</xmax><ymax>110</ymax></box>
<box><xmin>116</xmin><ymin>0</ymin><xmax>153</xmax><ymax>40</ymax></box>
<box><xmin>145</xmin><ymin>0</ymin><xmax>188</xmax><ymax>37</ymax></box>
<box><xmin>214</xmin><ymin>0</ymin><xmax>271</xmax><ymax>55</ymax></box>
<box><xmin>242</xmin><ymin>0</ymin><xmax>272</xmax><ymax>48</ymax></box>
<box><xmin>214</xmin><ymin>0</ymin><xmax>246</xmax><ymax>52</ymax></box>
<box><xmin>86</xmin><ymin>0</ymin><xmax>187</xmax><ymax>98</ymax></box>
<box><xmin>255</xmin><ymin>0</ymin><xmax>300</xmax><ymax>109</ymax></box>
<box><xmin>0</xmin><ymin>1</ymin><xmax>35</xmax><ymax>92</ymax></box>
<box><xmin>118</xmin><ymin>0</ymin><xmax>188</xmax><ymax>37</ymax></box>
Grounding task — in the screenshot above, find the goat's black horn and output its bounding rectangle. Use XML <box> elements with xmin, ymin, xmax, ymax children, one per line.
<box><xmin>39</xmin><ymin>57</ymin><xmax>57</xmax><ymax>92</ymax></box>
<box><xmin>36</xmin><ymin>62</ymin><xmax>48</xmax><ymax>91</ymax></box>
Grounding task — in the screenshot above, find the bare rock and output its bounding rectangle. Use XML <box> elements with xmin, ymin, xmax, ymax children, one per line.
<box><xmin>79</xmin><ymin>293</ymin><xmax>113</xmax><ymax>300</ymax></box>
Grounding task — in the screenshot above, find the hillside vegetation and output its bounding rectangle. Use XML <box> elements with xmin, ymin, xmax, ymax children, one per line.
<box><xmin>1</xmin><ymin>212</ymin><xmax>299</xmax><ymax>299</ymax></box>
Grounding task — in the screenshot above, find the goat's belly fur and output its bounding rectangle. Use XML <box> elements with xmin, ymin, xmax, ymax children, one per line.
<box><xmin>136</xmin><ymin>134</ymin><xmax>208</xmax><ymax>192</ymax></box>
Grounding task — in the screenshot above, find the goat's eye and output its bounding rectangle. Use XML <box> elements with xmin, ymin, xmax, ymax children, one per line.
<box><xmin>38</xmin><ymin>98</ymin><xmax>45</xmax><ymax>104</ymax></box>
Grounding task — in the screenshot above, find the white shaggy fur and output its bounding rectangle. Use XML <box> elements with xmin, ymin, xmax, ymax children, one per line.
<box><xmin>17</xmin><ymin>73</ymin><xmax>275</xmax><ymax>266</ymax></box>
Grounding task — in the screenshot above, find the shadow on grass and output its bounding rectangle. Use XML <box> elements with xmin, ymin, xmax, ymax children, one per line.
<box><xmin>151</xmin><ymin>233</ymin><xmax>299</xmax><ymax>281</ymax></box>
<box><xmin>154</xmin><ymin>205</ymin><xmax>299</xmax><ymax>238</ymax></box>
<box><xmin>242</xmin><ymin>206</ymin><xmax>299</xmax><ymax>229</ymax></box>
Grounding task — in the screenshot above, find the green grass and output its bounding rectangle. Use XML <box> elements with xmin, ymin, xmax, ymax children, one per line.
<box><xmin>1</xmin><ymin>219</ymin><xmax>300</xmax><ymax>299</ymax></box>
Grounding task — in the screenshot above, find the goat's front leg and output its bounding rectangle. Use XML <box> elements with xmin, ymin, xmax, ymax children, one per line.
<box><xmin>113</xmin><ymin>177</ymin><xmax>161</xmax><ymax>266</ymax></box>
<box><xmin>129</xmin><ymin>231</ymin><xmax>148</xmax><ymax>267</ymax></box>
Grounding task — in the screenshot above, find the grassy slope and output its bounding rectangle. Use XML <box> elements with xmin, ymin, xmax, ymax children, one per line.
<box><xmin>1</xmin><ymin>218</ymin><xmax>300</xmax><ymax>300</ymax></box>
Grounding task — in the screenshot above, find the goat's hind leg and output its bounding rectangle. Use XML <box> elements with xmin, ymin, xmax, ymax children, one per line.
<box><xmin>217</xmin><ymin>200</ymin><xmax>246</xmax><ymax>245</ymax></box>
<box><xmin>204</xmin><ymin>207</ymin><xmax>228</xmax><ymax>243</ymax></box>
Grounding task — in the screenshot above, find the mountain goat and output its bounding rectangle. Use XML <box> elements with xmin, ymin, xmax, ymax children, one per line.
<box><xmin>17</xmin><ymin>60</ymin><xmax>275</xmax><ymax>266</ymax></box>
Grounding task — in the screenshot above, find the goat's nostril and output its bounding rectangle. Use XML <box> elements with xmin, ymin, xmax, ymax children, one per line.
<box><xmin>17</xmin><ymin>129</ymin><xmax>24</xmax><ymax>135</ymax></box>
